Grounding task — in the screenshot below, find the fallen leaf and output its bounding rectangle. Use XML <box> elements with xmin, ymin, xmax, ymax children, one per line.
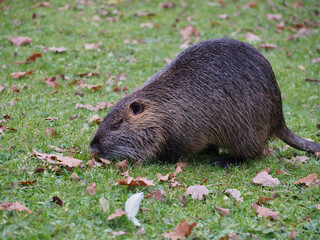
<box><xmin>52</xmin><ymin>196</ymin><xmax>63</xmax><ymax>207</ymax></box>
<box><xmin>58</xmin><ymin>3</ymin><xmax>70</xmax><ymax>10</ymax></box>
<box><xmin>215</xmin><ymin>206</ymin><xmax>230</xmax><ymax>217</ymax></box>
<box><xmin>180</xmin><ymin>25</ymin><xmax>200</xmax><ymax>40</ymax></box>
<box><xmin>32</xmin><ymin>150</ymin><xmax>82</xmax><ymax>168</ymax></box>
<box><xmin>276</xmin><ymin>169</ymin><xmax>290</xmax><ymax>175</ymax></box>
<box><xmin>252</xmin><ymin>168</ymin><xmax>280</xmax><ymax>187</ymax></box>
<box><xmin>275</xmin><ymin>21</ymin><xmax>285</xmax><ymax>32</ymax></box>
<box><xmin>169</xmin><ymin>177</ymin><xmax>183</xmax><ymax>188</ymax></box>
<box><xmin>9</xmin><ymin>36</ymin><xmax>32</xmax><ymax>46</ymax></box>
<box><xmin>244</xmin><ymin>32</ymin><xmax>261</xmax><ymax>42</ymax></box>
<box><xmin>223</xmin><ymin>189</ymin><xmax>243</xmax><ymax>202</ymax></box>
<box><xmin>120</xmin><ymin>176</ymin><xmax>155</xmax><ymax>186</ymax></box>
<box><xmin>140</xmin><ymin>22</ymin><xmax>153</xmax><ymax>28</ymax></box>
<box><xmin>15</xmin><ymin>52</ymin><xmax>42</xmax><ymax>64</ymax></box>
<box><xmin>136</xmin><ymin>227</ymin><xmax>146</xmax><ymax>236</ymax></box>
<box><xmin>305</xmin><ymin>78</ymin><xmax>320</xmax><ymax>83</ymax></box>
<box><xmin>87</xmin><ymin>182</ymin><xmax>97</xmax><ymax>195</ymax></box>
<box><xmin>45</xmin><ymin>117</ymin><xmax>58</xmax><ymax>121</ymax></box>
<box><xmin>159</xmin><ymin>2</ymin><xmax>175</xmax><ymax>8</ymax></box>
<box><xmin>11</xmin><ymin>84</ymin><xmax>20</xmax><ymax>93</ymax></box>
<box><xmin>157</xmin><ymin>173</ymin><xmax>170</xmax><ymax>181</ymax></box>
<box><xmin>312</xmin><ymin>58</ymin><xmax>320</xmax><ymax>64</ymax></box>
<box><xmin>125</xmin><ymin>192</ymin><xmax>144</xmax><ymax>226</ymax></box>
<box><xmin>255</xmin><ymin>197</ymin><xmax>272</xmax><ymax>205</ymax></box>
<box><xmin>0</xmin><ymin>202</ymin><xmax>32</xmax><ymax>214</ymax></box>
<box><xmin>289</xmin><ymin>230</ymin><xmax>298</xmax><ymax>239</ymax></box>
<box><xmin>107</xmin><ymin>208</ymin><xmax>127</xmax><ymax>220</ymax></box>
<box><xmin>35</xmin><ymin>2</ymin><xmax>52</xmax><ymax>7</ymax></box>
<box><xmin>44</xmin><ymin>77</ymin><xmax>59</xmax><ymax>88</ymax></box>
<box><xmin>19</xmin><ymin>180</ymin><xmax>36</xmax><ymax>186</ymax></box>
<box><xmin>147</xmin><ymin>190</ymin><xmax>166</xmax><ymax>201</ymax></box>
<box><xmin>10</xmin><ymin>70</ymin><xmax>35</xmax><ymax>79</ymax></box>
<box><xmin>178</xmin><ymin>194</ymin><xmax>187</xmax><ymax>206</ymax></box>
<box><xmin>84</xmin><ymin>42</ymin><xmax>102</xmax><ymax>50</ymax></box>
<box><xmin>162</xmin><ymin>219</ymin><xmax>197</xmax><ymax>240</ymax></box>
<box><xmin>69</xmin><ymin>172</ymin><xmax>80</xmax><ymax>181</ymax></box>
<box><xmin>0</xmin><ymin>84</ymin><xmax>8</xmax><ymax>93</ymax></box>
<box><xmin>292</xmin><ymin>155</ymin><xmax>309</xmax><ymax>163</ymax></box>
<box><xmin>219</xmin><ymin>232</ymin><xmax>239</xmax><ymax>240</ymax></box>
<box><xmin>266</xmin><ymin>13</ymin><xmax>282</xmax><ymax>21</ymax></box>
<box><xmin>298</xmin><ymin>65</ymin><xmax>306</xmax><ymax>71</ymax></box>
<box><xmin>258</xmin><ymin>43</ymin><xmax>278</xmax><ymax>49</ymax></box>
<box><xmin>46</xmin><ymin>127</ymin><xmax>57</xmax><ymax>136</ymax></box>
<box><xmin>185</xmin><ymin>185</ymin><xmax>209</xmax><ymax>200</ymax></box>
<box><xmin>315</xmin><ymin>204</ymin><xmax>320</xmax><ymax>210</ymax></box>
<box><xmin>99</xmin><ymin>197</ymin><xmax>109</xmax><ymax>213</ymax></box>
<box><xmin>252</xmin><ymin>203</ymin><xmax>280</xmax><ymax>220</ymax></box>
<box><xmin>89</xmin><ymin>115</ymin><xmax>103</xmax><ymax>125</ymax></box>
<box><xmin>294</xmin><ymin>173</ymin><xmax>318</xmax><ymax>185</ymax></box>
<box><xmin>46</xmin><ymin>47</ymin><xmax>67</xmax><ymax>53</ymax></box>
<box><xmin>115</xmin><ymin>159</ymin><xmax>128</xmax><ymax>171</ymax></box>
<box><xmin>111</xmin><ymin>231</ymin><xmax>126</xmax><ymax>236</ymax></box>
<box><xmin>218</xmin><ymin>14</ymin><xmax>229</xmax><ymax>20</ymax></box>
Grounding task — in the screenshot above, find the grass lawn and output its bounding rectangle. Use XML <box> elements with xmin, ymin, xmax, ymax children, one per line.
<box><xmin>1</xmin><ymin>0</ymin><xmax>320</xmax><ymax>239</ymax></box>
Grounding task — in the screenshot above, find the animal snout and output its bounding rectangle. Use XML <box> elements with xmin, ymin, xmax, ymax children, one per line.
<box><xmin>89</xmin><ymin>138</ymin><xmax>102</xmax><ymax>154</ymax></box>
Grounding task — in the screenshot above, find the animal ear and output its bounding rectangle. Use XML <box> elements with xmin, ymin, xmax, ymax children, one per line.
<box><xmin>129</xmin><ymin>101</ymin><xmax>145</xmax><ymax>115</ymax></box>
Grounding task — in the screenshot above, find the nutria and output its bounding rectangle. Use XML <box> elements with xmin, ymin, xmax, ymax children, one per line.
<box><xmin>90</xmin><ymin>38</ymin><xmax>320</xmax><ymax>164</ymax></box>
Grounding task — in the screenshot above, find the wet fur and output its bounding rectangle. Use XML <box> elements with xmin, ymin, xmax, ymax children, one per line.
<box><xmin>90</xmin><ymin>38</ymin><xmax>320</xmax><ymax>162</ymax></box>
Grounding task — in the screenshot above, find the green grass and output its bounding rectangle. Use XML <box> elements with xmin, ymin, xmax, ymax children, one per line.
<box><xmin>1</xmin><ymin>0</ymin><xmax>320</xmax><ymax>239</ymax></box>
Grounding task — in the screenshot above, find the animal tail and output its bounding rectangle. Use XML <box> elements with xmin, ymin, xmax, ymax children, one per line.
<box><xmin>277</xmin><ymin>125</ymin><xmax>320</xmax><ymax>153</ymax></box>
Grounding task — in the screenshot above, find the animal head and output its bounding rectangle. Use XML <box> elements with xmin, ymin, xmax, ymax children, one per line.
<box><xmin>90</xmin><ymin>95</ymin><xmax>167</xmax><ymax>160</ymax></box>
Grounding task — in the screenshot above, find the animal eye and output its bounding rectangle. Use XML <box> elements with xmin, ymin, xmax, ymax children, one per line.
<box><xmin>111</xmin><ymin>119</ymin><xmax>123</xmax><ymax>131</ymax></box>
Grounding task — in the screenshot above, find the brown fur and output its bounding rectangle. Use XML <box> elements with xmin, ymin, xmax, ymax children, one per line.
<box><xmin>90</xmin><ymin>38</ymin><xmax>320</xmax><ymax>162</ymax></box>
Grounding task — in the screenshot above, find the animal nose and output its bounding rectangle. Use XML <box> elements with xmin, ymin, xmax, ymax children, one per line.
<box><xmin>89</xmin><ymin>138</ymin><xmax>102</xmax><ymax>154</ymax></box>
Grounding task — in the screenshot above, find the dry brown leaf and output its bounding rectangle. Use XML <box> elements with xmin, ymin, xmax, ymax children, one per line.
<box><xmin>289</xmin><ymin>230</ymin><xmax>298</xmax><ymax>239</ymax></box>
<box><xmin>180</xmin><ymin>25</ymin><xmax>200</xmax><ymax>40</ymax></box>
<box><xmin>52</xmin><ymin>196</ymin><xmax>63</xmax><ymax>207</ymax></box>
<box><xmin>44</xmin><ymin>77</ymin><xmax>59</xmax><ymax>88</ymax></box>
<box><xmin>157</xmin><ymin>173</ymin><xmax>170</xmax><ymax>181</ymax></box>
<box><xmin>312</xmin><ymin>58</ymin><xmax>320</xmax><ymax>64</ymax></box>
<box><xmin>215</xmin><ymin>206</ymin><xmax>230</xmax><ymax>217</ymax></box>
<box><xmin>259</xmin><ymin>43</ymin><xmax>278</xmax><ymax>49</ymax></box>
<box><xmin>162</xmin><ymin>219</ymin><xmax>196</xmax><ymax>240</ymax></box>
<box><xmin>140</xmin><ymin>22</ymin><xmax>153</xmax><ymax>28</ymax></box>
<box><xmin>84</xmin><ymin>42</ymin><xmax>102</xmax><ymax>50</ymax></box>
<box><xmin>218</xmin><ymin>14</ymin><xmax>229</xmax><ymax>20</ymax></box>
<box><xmin>252</xmin><ymin>168</ymin><xmax>280</xmax><ymax>187</ymax></box>
<box><xmin>305</xmin><ymin>78</ymin><xmax>320</xmax><ymax>83</ymax></box>
<box><xmin>276</xmin><ymin>169</ymin><xmax>290</xmax><ymax>175</ymax></box>
<box><xmin>292</xmin><ymin>155</ymin><xmax>309</xmax><ymax>163</ymax></box>
<box><xmin>0</xmin><ymin>84</ymin><xmax>8</xmax><ymax>93</ymax></box>
<box><xmin>46</xmin><ymin>47</ymin><xmax>67</xmax><ymax>53</ymax></box>
<box><xmin>147</xmin><ymin>190</ymin><xmax>166</xmax><ymax>202</ymax></box>
<box><xmin>0</xmin><ymin>202</ymin><xmax>32</xmax><ymax>214</ymax></box>
<box><xmin>294</xmin><ymin>173</ymin><xmax>318</xmax><ymax>185</ymax></box>
<box><xmin>107</xmin><ymin>208</ymin><xmax>127</xmax><ymax>220</ymax></box>
<box><xmin>315</xmin><ymin>204</ymin><xmax>320</xmax><ymax>210</ymax></box>
<box><xmin>136</xmin><ymin>227</ymin><xmax>146</xmax><ymax>236</ymax></box>
<box><xmin>10</xmin><ymin>70</ymin><xmax>35</xmax><ymax>79</ymax></box>
<box><xmin>159</xmin><ymin>2</ymin><xmax>175</xmax><ymax>8</ymax></box>
<box><xmin>266</xmin><ymin>13</ymin><xmax>282</xmax><ymax>21</ymax></box>
<box><xmin>218</xmin><ymin>232</ymin><xmax>239</xmax><ymax>240</ymax></box>
<box><xmin>89</xmin><ymin>115</ymin><xmax>103</xmax><ymax>125</ymax></box>
<box><xmin>69</xmin><ymin>172</ymin><xmax>80</xmax><ymax>181</ymax></box>
<box><xmin>35</xmin><ymin>2</ymin><xmax>52</xmax><ymax>7</ymax></box>
<box><xmin>33</xmin><ymin>150</ymin><xmax>82</xmax><ymax>168</ymax></box>
<box><xmin>115</xmin><ymin>159</ymin><xmax>128</xmax><ymax>171</ymax></box>
<box><xmin>15</xmin><ymin>52</ymin><xmax>42</xmax><ymax>64</ymax></box>
<box><xmin>178</xmin><ymin>194</ymin><xmax>187</xmax><ymax>206</ymax></box>
<box><xmin>120</xmin><ymin>176</ymin><xmax>155</xmax><ymax>186</ymax></box>
<box><xmin>58</xmin><ymin>3</ymin><xmax>70</xmax><ymax>10</ymax></box>
<box><xmin>169</xmin><ymin>177</ymin><xmax>182</xmax><ymax>188</ymax></box>
<box><xmin>223</xmin><ymin>189</ymin><xmax>243</xmax><ymax>202</ymax></box>
<box><xmin>244</xmin><ymin>32</ymin><xmax>261</xmax><ymax>42</ymax></box>
<box><xmin>11</xmin><ymin>84</ymin><xmax>20</xmax><ymax>93</ymax></box>
<box><xmin>87</xmin><ymin>182</ymin><xmax>97</xmax><ymax>195</ymax></box>
<box><xmin>252</xmin><ymin>203</ymin><xmax>280</xmax><ymax>220</ymax></box>
<box><xmin>45</xmin><ymin>117</ymin><xmax>58</xmax><ymax>121</ymax></box>
<box><xmin>111</xmin><ymin>231</ymin><xmax>126</xmax><ymax>236</ymax></box>
<box><xmin>185</xmin><ymin>185</ymin><xmax>209</xmax><ymax>200</ymax></box>
<box><xmin>19</xmin><ymin>180</ymin><xmax>36</xmax><ymax>186</ymax></box>
<box><xmin>9</xmin><ymin>36</ymin><xmax>32</xmax><ymax>46</ymax></box>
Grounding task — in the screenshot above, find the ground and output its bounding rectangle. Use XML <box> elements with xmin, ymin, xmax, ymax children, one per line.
<box><xmin>0</xmin><ymin>0</ymin><xmax>320</xmax><ymax>239</ymax></box>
